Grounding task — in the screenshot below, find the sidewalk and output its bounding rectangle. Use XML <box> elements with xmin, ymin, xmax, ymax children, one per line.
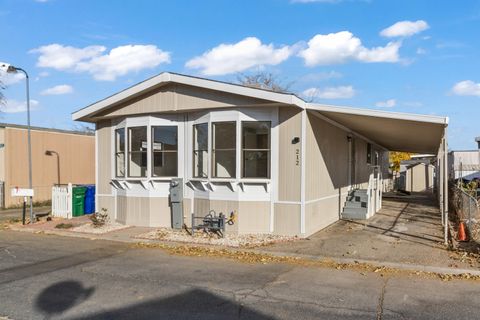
<box><xmin>5</xmin><ymin>193</ymin><xmax>480</xmax><ymax>276</ymax></box>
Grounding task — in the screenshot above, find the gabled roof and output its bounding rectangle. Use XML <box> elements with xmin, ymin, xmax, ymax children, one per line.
<box><xmin>72</xmin><ymin>71</ymin><xmax>448</xmax><ymax>154</ymax></box>
<box><xmin>72</xmin><ymin>72</ymin><xmax>305</xmax><ymax>121</ymax></box>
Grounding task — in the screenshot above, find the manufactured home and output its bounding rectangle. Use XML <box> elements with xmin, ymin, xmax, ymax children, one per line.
<box><xmin>72</xmin><ymin>72</ymin><xmax>449</xmax><ymax>237</ymax></box>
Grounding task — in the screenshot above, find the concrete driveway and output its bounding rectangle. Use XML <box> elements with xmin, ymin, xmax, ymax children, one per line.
<box><xmin>263</xmin><ymin>193</ymin><xmax>479</xmax><ymax>270</ymax></box>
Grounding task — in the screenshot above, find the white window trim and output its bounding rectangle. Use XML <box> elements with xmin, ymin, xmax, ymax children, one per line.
<box><xmin>111</xmin><ymin>115</ymin><xmax>183</xmax><ymax>183</ymax></box>
<box><xmin>188</xmin><ymin>108</ymin><xmax>276</xmax><ymax>184</ymax></box>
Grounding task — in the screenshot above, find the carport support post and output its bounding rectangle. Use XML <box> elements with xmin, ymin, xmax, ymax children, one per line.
<box><xmin>443</xmin><ymin>130</ymin><xmax>449</xmax><ymax>245</ymax></box>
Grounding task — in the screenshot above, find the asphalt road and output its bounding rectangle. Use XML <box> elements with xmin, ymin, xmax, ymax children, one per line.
<box><xmin>1</xmin><ymin>230</ymin><xmax>480</xmax><ymax>320</ymax></box>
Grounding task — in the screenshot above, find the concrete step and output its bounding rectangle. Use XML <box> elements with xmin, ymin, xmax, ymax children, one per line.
<box><xmin>344</xmin><ymin>201</ymin><xmax>367</xmax><ymax>209</ymax></box>
<box><xmin>342</xmin><ymin>211</ymin><xmax>368</xmax><ymax>220</ymax></box>
<box><xmin>347</xmin><ymin>195</ymin><xmax>368</xmax><ymax>202</ymax></box>
<box><xmin>342</xmin><ymin>207</ymin><xmax>368</xmax><ymax>220</ymax></box>
<box><xmin>350</xmin><ymin>189</ymin><xmax>368</xmax><ymax>196</ymax></box>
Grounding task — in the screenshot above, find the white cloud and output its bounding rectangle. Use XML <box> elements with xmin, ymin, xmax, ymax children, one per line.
<box><xmin>31</xmin><ymin>44</ymin><xmax>106</xmax><ymax>70</ymax></box>
<box><xmin>0</xmin><ymin>71</ymin><xmax>25</xmax><ymax>86</ymax></box>
<box><xmin>302</xmin><ymin>86</ymin><xmax>355</xmax><ymax>99</ymax></box>
<box><xmin>41</xmin><ymin>84</ymin><xmax>74</xmax><ymax>95</ymax></box>
<box><xmin>298</xmin><ymin>31</ymin><xmax>400</xmax><ymax>66</ymax></box>
<box><xmin>416</xmin><ymin>48</ymin><xmax>427</xmax><ymax>55</ymax></box>
<box><xmin>31</xmin><ymin>44</ymin><xmax>171</xmax><ymax>81</ymax></box>
<box><xmin>451</xmin><ymin>80</ymin><xmax>480</xmax><ymax>97</ymax></box>
<box><xmin>380</xmin><ymin>20</ymin><xmax>429</xmax><ymax>38</ymax></box>
<box><xmin>375</xmin><ymin>99</ymin><xmax>396</xmax><ymax>108</ymax></box>
<box><xmin>0</xmin><ymin>99</ymin><xmax>39</xmax><ymax>113</ymax></box>
<box><xmin>185</xmin><ymin>37</ymin><xmax>292</xmax><ymax>76</ymax></box>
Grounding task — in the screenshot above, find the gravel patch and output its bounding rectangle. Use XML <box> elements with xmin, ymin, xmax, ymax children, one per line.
<box><xmin>71</xmin><ymin>222</ymin><xmax>130</xmax><ymax>234</ymax></box>
<box><xmin>135</xmin><ymin>228</ymin><xmax>298</xmax><ymax>248</ymax></box>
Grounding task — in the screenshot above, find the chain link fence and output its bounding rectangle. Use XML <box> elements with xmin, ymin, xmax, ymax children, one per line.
<box><xmin>450</xmin><ymin>183</ymin><xmax>480</xmax><ymax>241</ymax></box>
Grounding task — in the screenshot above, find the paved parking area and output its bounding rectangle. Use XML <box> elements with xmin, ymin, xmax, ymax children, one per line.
<box><xmin>263</xmin><ymin>193</ymin><xmax>479</xmax><ymax>270</ymax></box>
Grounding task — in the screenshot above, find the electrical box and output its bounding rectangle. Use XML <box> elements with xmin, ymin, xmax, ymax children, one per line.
<box><xmin>169</xmin><ymin>178</ymin><xmax>184</xmax><ymax>229</ymax></box>
<box><xmin>169</xmin><ymin>178</ymin><xmax>183</xmax><ymax>203</ymax></box>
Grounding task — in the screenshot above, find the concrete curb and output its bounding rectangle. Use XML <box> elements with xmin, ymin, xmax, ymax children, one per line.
<box><xmin>250</xmin><ymin>249</ymin><xmax>480</xmax><ymax>276</ymax></box>
<box><xmin>6</xmin><ymin>225</ymin><xmax>480</xmax><ymax>277</ymax></box>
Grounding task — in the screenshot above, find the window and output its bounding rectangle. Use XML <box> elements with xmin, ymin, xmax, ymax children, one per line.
<box><xmin>115</xmin><ymin>128</ymin><xmax>125</xmax><ymax>177</ymax></box>
<box><xmin>367</xmin><ymin>143</ymin><xmax>372</xmax><ymax>164</ymax></box>
<box><xmin>212</xmin><ymin>122</ymin><xmax>236</xmax><ymax>178</ymax></box>
<box><xmin>193</xmin><ymin>123</ymin><xmax>208</xmax><ymax>178</ymax></box>
<box><xmin>128</xmin><ymin>126</ymin><xmax>147</xmax><ymax>177</ymax></box>
<box><xmin>152</xmin><ymin>126</ymin><xmax>178</xmax><ymax>177</ymax></box>
<box><xmin>242</xmin><ymin>121</ymin><xmax>271</xmax><ymax>178</ymax></box>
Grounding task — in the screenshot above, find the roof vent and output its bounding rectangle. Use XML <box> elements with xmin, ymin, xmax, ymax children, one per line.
<box><xmin>475</xmin><ymin>136</ymin><xmax>480</xmax><ymax>149</ymax></box>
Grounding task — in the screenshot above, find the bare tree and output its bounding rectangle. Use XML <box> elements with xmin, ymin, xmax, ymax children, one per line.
<box><xmin>236</xmin><ymin>72</ymin><xmax>293</xmax><ymax>93</ymax></box>
<box><xmin>73</xmin><ymin>123</ymin><xmax>95</xmax><ymax>134</ymax></box>
<box><xmin>0</xmin><ymin>80</ymin><xmax>5</xmax><ymax>105</ymax></box>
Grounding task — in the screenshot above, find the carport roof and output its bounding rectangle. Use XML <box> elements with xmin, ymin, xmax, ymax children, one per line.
<box><xmin>307</xmin><ymin>104</ymin><xmax>448</xmax><ymax>154</ymax></box>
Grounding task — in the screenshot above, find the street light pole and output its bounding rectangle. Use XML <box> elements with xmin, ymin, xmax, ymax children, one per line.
<box><xmin>17</xmin><ymin>68</ymin><xmax>33</xmax><ymax>224</ymax></box>
<box><xmin>1</xmin><ymin>64</ymin><xmax>34</xmax><ymax>223</ymax></box>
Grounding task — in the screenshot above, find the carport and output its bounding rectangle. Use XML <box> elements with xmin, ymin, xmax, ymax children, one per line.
<box><xmin>306</xmin><ymin>104</ymin><xmax>449</xmax><ymax>243</ymax></box>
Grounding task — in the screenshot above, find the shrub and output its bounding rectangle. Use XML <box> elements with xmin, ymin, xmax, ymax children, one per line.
<box><xmin>90</xmin><ymin>208</ymin><xmax>109</xmax><ymax>228</ymax></box>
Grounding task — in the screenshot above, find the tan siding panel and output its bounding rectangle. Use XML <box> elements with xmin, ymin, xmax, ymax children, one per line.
<box><xmin>238</xmin><ymin>201</ymin><xmax>270</xmax><ymax>234</ymax></box>
<box><xmin>305</xmin><ymin>113</ymin><xmax>349</xmax><ymax>201</ymax></box>
<box><xmin>96</xmin><ymin>121</ymin><xmax>112</xmax><ymax>195</ymax></box>
<box><xmin>97</xmin><ymin>195</ymin><xmax>115</xmax><ymax>219</ymax></box>
<box><xmin>149</xmin><ymin>197</ymin><xmax>171</xmax><ymax>227</ymax></box>
<box><xmin>278</xmin><ymin>107</ymin><xmax>302</xmax><ymax>202</ymax></box>
<box><xmin>125</xmin><ymin>197</ymin><xmax>150</xmax><ymax>226</ymax></box>
<box><xmin>116</xmin><ymin>196</ymin><xmax>127</xmax><ymax>224</ymax></box>
<box><xmin>4</xmin><ymin>127</ymin><xmax>94</xmax><ymax>207</ymax></box>
<box><xmin>273</xmin><ymin>203</ymin><xmax>300</xmax><ymax>236</ymax></box>
<box><xmin>95</xmin><ymin>84</ymin><xmax>272</xmax><ymax>118</ymax></box>
<box><xmin>0</xmin><ymin>128</ymin><xmax>5</xmax><ymax>183</ymax></box>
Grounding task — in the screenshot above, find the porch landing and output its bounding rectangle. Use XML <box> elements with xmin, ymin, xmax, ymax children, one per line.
<box><xmin>262</xmin><ymin>192</ymin><xmax>480</xmax><ymax>270</ymax></box>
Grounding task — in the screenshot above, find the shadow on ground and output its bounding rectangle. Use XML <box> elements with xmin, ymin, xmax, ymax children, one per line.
<box><xmin>35</xmin><ymin>280</ymin><xmax>273</xmax><ymax>320</ymax></box>
<box><xmin>261</xmin><ymin>192</ymin><xmax>480</xmax><ymax>269</ymax></box>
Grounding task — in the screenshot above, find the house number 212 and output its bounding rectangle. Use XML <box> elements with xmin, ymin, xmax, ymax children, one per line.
<box><xmin>295</xmin><ymin>149</ymin><xmax>300</xmax><ymax>166</ymax></box>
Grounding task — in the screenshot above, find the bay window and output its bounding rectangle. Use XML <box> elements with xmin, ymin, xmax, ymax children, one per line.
<box><xmin>115</xmin><ymin>128</ymin><xmax>125</xmax><ymax>177</ymax></box>
<box><xmin>242</xmin><ymin>121</ymin><xmax>271</xmax><ymax>178</ymax></box>
<box><xmin>212</xmin><ymin>122</ymin><xmax>236</xmax><ymax>178</ymax></box>
<box><xmin>128</xmin><ymin>126</ymin><xmax>147</xmax><ymax>177</ymax></box>
<box><xmin>152</xmin><ymin>126</ymin><xmax>178</xmax><ymax>177</ymax></box>
<box><xmin>193</xmin><ymin>123</ymin><xmax>208</xmax><ymax>178</ymax></box>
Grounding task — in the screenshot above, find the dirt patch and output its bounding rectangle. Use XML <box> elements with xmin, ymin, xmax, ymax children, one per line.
<box><xmin>134</xmin><ymin>242</ymin><xmax>480</xmax><ymax>282</ymax></box>
<box><xmin>135</xmin><ymin>228</ymin><xmax>297</xmax><ymax>248</ymax></box>
<box><xmin>71</xmin><ymin>222</ymin><xmax>131</xmax><ymax>234</ymax></box>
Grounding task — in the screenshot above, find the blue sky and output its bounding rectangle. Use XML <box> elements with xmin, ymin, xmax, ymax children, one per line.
<box><xmin>0</xmin><ymin>0</ymin><xmax>479</xmax><ymax>150</ymax></box>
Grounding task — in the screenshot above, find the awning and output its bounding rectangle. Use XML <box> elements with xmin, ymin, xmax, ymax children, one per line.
<box><xmin>307</xmin><ymin>104</ymin><xmax>448</xmax><ymax>154</ymax></box>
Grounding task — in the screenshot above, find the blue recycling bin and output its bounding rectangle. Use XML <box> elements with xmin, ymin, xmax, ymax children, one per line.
<box><xmin>84</xmin><ymin>185</ymin><xmax>96</xmax><ymax>214</ymax></box>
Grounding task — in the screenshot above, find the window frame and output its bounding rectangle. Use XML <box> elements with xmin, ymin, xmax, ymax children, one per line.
<box><xmin>151</xmin><ymin>125</ymin><xmax>178</xmax><ymax>178</ymax></box>
<box><xmin>241</xmin><ymin>121</ymin><xmax>271</xmax><ymax>179</ymax></box>
<box><xmin>127</xmin><ymin>126</ymin><xmax>148</xmax><ymax>178</ymax></box>
<box><xmin>193</xmin><ymin>122</ymin><xmax>209</xmax><ymax>179</ymax></box>
<box><xmin>115</xmin><ymin>128</ymin><xmax>126</xmax><ymax>178</ymax></box>
<box><xmin>211</xmin><ymin>121</ymin><xmax>237</xmax><ymax>179</ymax></box>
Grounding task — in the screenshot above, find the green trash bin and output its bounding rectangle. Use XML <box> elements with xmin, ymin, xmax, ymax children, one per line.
<box><xmin>72</xmin><ymin>186</ymin><xmax>87</xmax><ymax>217</ymax></box>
